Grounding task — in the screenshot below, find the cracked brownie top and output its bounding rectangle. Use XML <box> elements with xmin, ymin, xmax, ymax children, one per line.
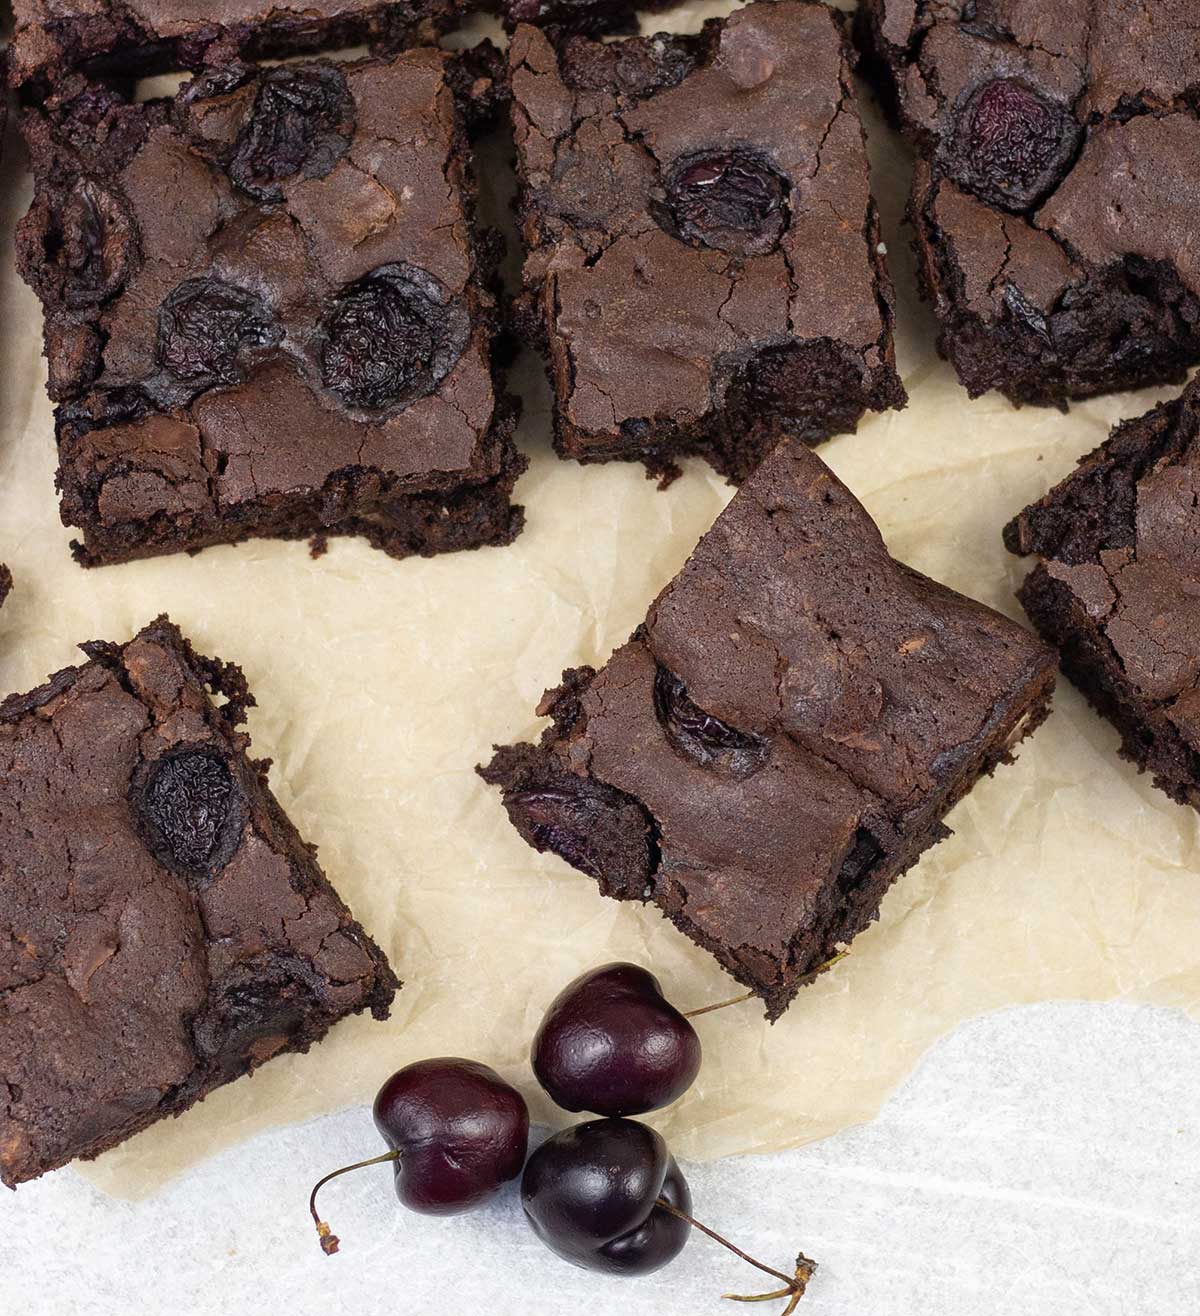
<box><xmin>483</xmin><ymin>440</ymin><xmax>1055</xmax><ymax>1015</ymax></box>
<box><xmin>858</xmin><ymin>0</ymin><xmax>1200</xmax><ymax>403</ymax></box>
<box><xmin>1006</xmin><ymin>374</ymin><xmax>1200</xmax><ymax>734</ymax></box>
<box><xmin>509</xmin><ymin>0</ymin><xmax>905</xmax><ymax>480</ymax></box>
<box><xmin>17</xmin><ymin>49</ymin><xmax>511</xmax><ymax>561</ymax></box>
<box><xmin>0</xmin><ymin>617</ymin><xmax>397</xmax><ymax>1188</ymax></box>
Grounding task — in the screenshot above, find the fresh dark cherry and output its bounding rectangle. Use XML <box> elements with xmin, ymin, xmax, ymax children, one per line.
<box><xmin>523</xmin><ymin>1118</ymin><xmax>817</xmax><ymax>1305</ymax></box>
<box><xmin>533</xmin><ymin>962</ymin><xmax>701</xmax><ymax>1117</ymax></box>
<box><xmin>230</xmin><ymin>63</ymin><xmax>354</xmax><ymax>201</ymax></box>
<box><xmin>954</xmin><ymin>78</ymin><xmax>1078</xmax><ymax>212</ymax></box>
<box><xmin>661</xmin><ymin>151</ymin><xmax>789</xmax><ymax>256</ymax></box>
<box><xmin>156</xmin><ymin>277</ymin><xmax>278</xmax><ymax>388</ymax></box>
<box><xmin>309</xmin><ymin>1058</ymin><xmax>529</xmax><ymax>1254</ymax></box>
<box><xmin>522</xmin><ymin>1118</ymin><xmax>692</xmax><ymax>1276</ymax></box>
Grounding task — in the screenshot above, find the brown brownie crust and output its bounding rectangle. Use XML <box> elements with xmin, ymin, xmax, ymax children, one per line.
<box><xmin>0</xmin><ymin>617</ymin><xmax>398</xmax><ymax>1188</ymax></box>
<box><xmin>483</xmin><ymin>441</ymin><xmax>1055</xmax><ymax>1016</ymax></box>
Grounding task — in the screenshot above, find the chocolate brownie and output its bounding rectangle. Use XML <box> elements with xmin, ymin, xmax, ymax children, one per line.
<box><xmin>508</xmin><ymin>0</ymin><xmax>906</xmax><ymax>485</ymax></box>
<box><xmin>0</xmin><ymin>566</ymin><xmax>11</xmax><ymax>611</ymax></box>
<box><xmin>856</xmin><ymin>0</ymin><xmax>1200</xmax><ymax>406</ymax></box>
<box><xmin>16</xmin><ymin>49</ymin><xmax>524</xmax><ymax>567</ymax></box>
<box><xmin>482</xmin><ymin>440</ymin><xmax>1056</xmax><ymax>1017</ymax></box>
<box><xmin>1005</xmin><ymin>374</ymin><xmax>1200</xmax><ymax>808</ymax></box>
<box><xmin>7</xmin><ymin>0</ymin><xmax>468</xmax><ymax>91</ymax></box>
<box><xmin>0</xmin><ymin>616</ymin><xmax>398</xmax><ymax>1188</ymax></box>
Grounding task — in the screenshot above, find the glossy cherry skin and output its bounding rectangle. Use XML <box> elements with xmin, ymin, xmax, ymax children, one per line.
<box><xmin>372</xmin><ymin>1058</ymin><xmax>529</xmax><ymax>1214</ymax></box>
<box><xmin>533</xmin><ymin>963</ymin><xmax>702</xmax><ymax>1117</ymax></box>
<box><xmin>522</xmin><ymin>1118</ymin><xmax>692</xmax><ymax>1276</ymax></box>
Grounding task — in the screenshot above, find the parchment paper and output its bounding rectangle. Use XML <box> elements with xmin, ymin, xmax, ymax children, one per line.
<box><xmin>0</xmin><ymin>3</ymin><xmax>1197</xmax><ymax>1201</ymax></box>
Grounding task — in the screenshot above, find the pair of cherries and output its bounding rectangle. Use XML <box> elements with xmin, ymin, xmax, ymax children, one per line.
<box><xmin>309</xmin><ymin>963</ymin><xmax>815</xmax><ymax>1309</ymax></box>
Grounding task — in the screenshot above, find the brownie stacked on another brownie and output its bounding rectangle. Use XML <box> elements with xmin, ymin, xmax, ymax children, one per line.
<box><xmin>7</xmin><ymin>0</ymin><xmax>470</xmax><ymax>90</ymax></box>
<box><xmin>1006</xmin><ymin>375</ymin><xmax>1200</xmax><ymax>809</ymax></box>
<box><xmin>17</xmin><ymin>47</ymin><xmax>524</xmax><ymax>566</ymax></box>
<box><xmin>508</xmin><ymin>0</ymin><xmax>906</xmax><ymax>484</ymax></box>
<box><xmin>483</xmin><ymin>441</ymin><xmax>1056</xmax><ymax>1017</ymax></box>
<box><xmin>857</xmin><ymin>0</ymin><xmax>1200</xmax><ymax>405</ymax></box>
<box><xmin>0</xmin><ymin>617</ymin><xmax>398</xmax><ymax>1188</ymax></box>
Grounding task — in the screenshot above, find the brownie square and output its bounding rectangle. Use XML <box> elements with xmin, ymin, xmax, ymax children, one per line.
<box><xmin>508</xmin><ymin>0</ymin><xmax>906</xmax><ymax>485</ymax></box>
<box><xmin>0</xmin><ymin>617</ymin><xmax>398</xmax><ymax>1188</ymax></box>
<box><xmin>1005</xmin><ymin>375</ymin><xmax>1200</xmax><ymax>808</ymax></box>
<box><xmin>857</xmin><ymin>0</ymin><xmax>1200</xmax><ymax>406</ymax></box>
<box><xmin>7</xmin><ymin>0</ymin><xmax>468</xmax><ymax>90</ymax></box>
<box><xmin>482</xmin><ymin>441</ymin><xmax>1055</xmax><ymax>1017</ymax></box>
<box><xmin>16</xmin><ymin>49</ymin><xmax>524</xmax><ymax>567</ymax></box>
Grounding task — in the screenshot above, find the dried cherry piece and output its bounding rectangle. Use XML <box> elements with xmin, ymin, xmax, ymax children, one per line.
<box><xmin>654</xmin><ymin>667</ymin><xmax>767</xmax><ymax>777</ymax></box>
<box><xmin>506</xmin><ymin>779</ymin><xmax>655</xmax><ymax>900</ymax></box>
<box><xmin>230</xmin><ymin>64</ymin><xmax>354</xmax><ymax>201</ymax></box>
<box><xmin>156</xmin><ymin>278</ymin><xmax>279</xmax><ymax>389</ymax></box>
<box><xmin>36</xmin><ymin>179</ymin><xmax>136</xmax><ymax>309</ymax></box>
<box><xmin>657</xmin><ymin>151</ymin><xmax>789</xmax><ymax>257</ymax></box>
<box><xmin>321</xmin><ymin>265</ymin><xmax>468</xmax><ymax>410</ymax></box>
<box><xmin>953</xmin><ymin>79</ymin><xmax>1078</xmax><ymax>212</ymax></box>
<box><xmin>135</xmin><ymin>747</ymin><xmax>245</xmax><ymax>878</ymax></box>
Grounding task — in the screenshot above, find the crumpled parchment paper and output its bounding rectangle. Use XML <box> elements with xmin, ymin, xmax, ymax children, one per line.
<box><xmin>0</xmin><ymin>3</ymin><xmax>1197</xmax><ymax>1201</ymax></box>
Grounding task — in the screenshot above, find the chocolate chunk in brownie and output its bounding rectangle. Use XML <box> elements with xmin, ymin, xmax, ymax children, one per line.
<box><xmin>482</xmin><ymin>441</ymin><xmax>1055</xmax><ymax>1017</ymax></box>
<box><xmin>1005</xmin><ymin>374</ymin><xmax>1200</xmax><ymax>807</ymax></box>
<box><xmin>16</xmin><ymin>49</ymin><xmax>524</xmax><ymax>567</ymax></box>
<box><xmin>0</xmin><ymin>616</ymin><xmax>398</xmax><ymax>1188</ymax></box>
<box><xmin>7</xmin><ymin>1</ymin><xmax>469</xmax><ymax>92</ymax></box>
<box><xmin>856</xmin><ymin>0</ymin><xmax>1200</xmax><ymax>406</ymax></box>
<box><xmin>508</xmin><ymin>0</ymin><xmax>906</xmax><ymax>485</ymax></box>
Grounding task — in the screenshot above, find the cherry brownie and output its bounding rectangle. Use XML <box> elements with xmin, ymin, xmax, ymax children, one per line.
<box><xmin>482</xmin><ymin>441</ymin><xmax>1055</xmax><ymax>1017</ymax></box>
<box><xmin>0</xmin><ymin>617</ymin><xmax>398</xmax><ymax>1188</ymax></box>
<box><xmin>17</xmin><ymin>49</ymin><xmax>523</xmax><ymax>566</ymax></box>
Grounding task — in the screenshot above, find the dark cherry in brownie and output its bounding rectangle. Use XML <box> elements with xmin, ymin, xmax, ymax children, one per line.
<box><xmin>1006</xmin><ymin>375</ymin><xmax>1200</xmax><ymax>809</ymax></box>
<box><xmin>509</xmin><ymin>0</ymin><xmax>906</xmax><ymax>485</ymax></box>
<box><xmin>498</xmin><ymin>0</ymin><xmax>672</xmax><ymax>40</ymax></box>
<box><xmin>17</xmin><ymin>49</ymin><xmax>524</xmax><ymax>567</ymax></box>
<box><xmin>482</xmin><ymin>441</ymin><xmax>1055</xmax><ymax>1017</ymax></box>
<box><xmin>0</xmin><ymin>617</ymin><xmax>398</xmax><ymax>1188</ymax></box>
<box><xmin>7</xmin><ymin>0</ymin><xmax>469</xmax><ymax>91</ymax></box>
<box><xmin>857</xmin><ymin>0</ymin><xmax>1200</xmax><ymax>406</ymax></box>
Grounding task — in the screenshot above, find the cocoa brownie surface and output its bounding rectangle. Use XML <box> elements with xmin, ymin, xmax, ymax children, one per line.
<box><xmin>509</xmin><ymin>0</ymin><xmax>905</xmax><ymax>485</ymax></box>
<box><xmin>17</xmin><ymin>48</ymin><xmax>524</xmax><ymax>567</ymax></box>
<box><xmin>0</xmin><ymin>617</ymin><xmax>398</xmax><ymax>1188</ymax></box>
<box><xmin>1006</xmin><ymin>374</ymin><xmax>1200</xmax><ymax>807</ymax></box>
<box><xmin>483</xmin><ymin>441</ymin><xmax>1056</xmax><ymax>1016</ymax></box>
<box><xmin>857</xmin><ymin>0</ymin><xmax>1200</xmax><ymax>405</ymax></box>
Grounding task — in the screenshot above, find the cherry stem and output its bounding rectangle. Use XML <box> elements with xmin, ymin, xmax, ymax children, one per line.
<box><xmin>684</xmin><ymin>952</ymin><xmax>848</xmax><ymax>1019</ymax></box>
<box><xmin>654</xmin><ymin>1198</ymin><xmax>816</xmax><ymax>1311</ymax></box>
<box><xmin>684</xmin><ymin>991</ymin><xmax>757</xmax><ymax>1019</ymax></box>
<box><xmin>308</xmin><ymin>1149</ymin><xmax>400</xmax><ymax>1255</ymax></box>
